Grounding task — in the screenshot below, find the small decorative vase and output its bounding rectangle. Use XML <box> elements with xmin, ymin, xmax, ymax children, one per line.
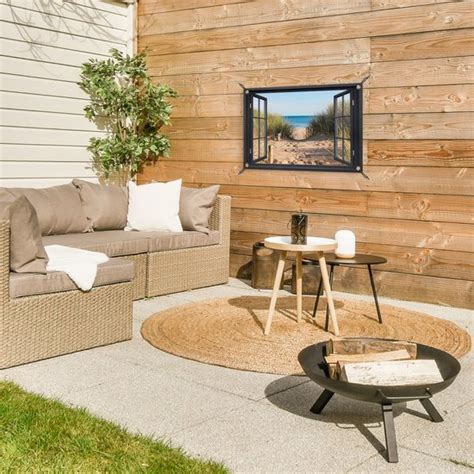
<box><xmin>290</xmin><ymin>214</ymin><xmax>308</xmax><ymax>244</ymax></box>
<box><xmin>335</xmin><ymin>230</ymin><xmax>356</xmax><ymax>258</ymax></box>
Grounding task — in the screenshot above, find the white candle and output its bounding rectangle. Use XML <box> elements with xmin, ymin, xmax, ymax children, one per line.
<box><xmin>335</xmin><ymin>230</ymin><xmax>356</xmax><ymax>258</ymax></box>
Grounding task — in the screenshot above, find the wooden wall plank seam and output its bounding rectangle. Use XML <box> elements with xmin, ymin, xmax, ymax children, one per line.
<box><xmin>154</xmin><ymin>57</ymin><xmax>474</xmax><ymax>94</ymax></box>
<box><xmin>140</xmin><ymin>161</ymin><xmax>474</xmax><ymax>196</ymax></box>
<box><xmin>170</xmin><ymin>85</ymin><xmax>474</xmax><ymax>117</ymax></box>
<box><xmin>229</xmin><ymin>253</ymin><xmax>474</xmax><ymax>309</ymax></box>
<box><xmin>139</xmin><ymin>3</ymin><xmax>474</xmax><ymax>56</ymax></box>
<box><xmin>138</xmin><ymin>0</ymin><xmax>372</xmax><ymax>36</ymax></box>
<box><xmin>228</xmin><ymin>208</ymin><xmax>474</xmax><ymax>252</ymax></box>
<box><xmin>230</xmin><ymin>230</ymin><xmax>474</xmax><ymax>280</ymax></box>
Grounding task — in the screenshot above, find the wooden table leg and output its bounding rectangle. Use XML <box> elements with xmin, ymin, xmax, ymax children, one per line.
<box><xmin>295</xmin><ymin>251</ymin><xmax>303</xmax><ymax>323</ymax></box>
<box><xmin>264</xmin><ymin>250</ymin><xmax>287</xmax><ymax>335</ymax></box>
<box><xmin>318</xmin><ymin>252</ymin><xmax>340</xmax><ymax>336</ymax></box>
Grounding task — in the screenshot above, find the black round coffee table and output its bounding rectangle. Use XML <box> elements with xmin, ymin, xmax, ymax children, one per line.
<box><xmin>306</xmin><ymin>253</ymin><xmax>387</xmax><ymax>330</ymax></box>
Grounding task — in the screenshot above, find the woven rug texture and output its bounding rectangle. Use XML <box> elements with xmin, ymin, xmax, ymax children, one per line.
<box><xmin>141</xmin><ymin>296</ymin><xmax>471</xmax><ymax>375</ymax></box>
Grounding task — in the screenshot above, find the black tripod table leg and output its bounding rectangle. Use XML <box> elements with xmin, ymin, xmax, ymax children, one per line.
<box><xmin>312</xmin><ymin>276</ymin><xmax>323</xmax><ymax>319</ymax></box>
<box><xmin>310</xmin><ymin>389</ymin><xmax>334</xmax><ymax>414</ymax></box>
<box><xmin>368</xmin><ymin>264</ymin><xmax>383</xmax><ymax>324</ymax></box>
<box><xmin>420</xmin><ymin>398</ymin><xmax>444</xmax><ymax>422</ymax></box>
<box><xmin>324</xmin><ymin>265</ymin><xmax>335</xmax><ymax>332</ymax></box>
<box><xmin>381</xmin><ymin>404</ymin><xmax>398</xmax><ymax>463</ymax></box>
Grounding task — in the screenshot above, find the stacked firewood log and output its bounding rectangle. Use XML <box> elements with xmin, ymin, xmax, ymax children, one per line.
<box><xmin>325</xmin><ymin>338</ymin><xmax>443</xmax><ymax>386</ymax></box>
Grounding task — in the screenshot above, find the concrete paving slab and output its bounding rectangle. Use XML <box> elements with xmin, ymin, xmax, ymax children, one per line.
<box><xmin>147</xmin><ymin>355</ymin><xmax>308</xmax><ymax>401</ymax></box>
<box><xmin>87</xmin><ymin>334</ymin><xmax>179</xmax><ymax>369</ymax></box>
<box><xmin>169</xmin><ymin>396</ymin><xmax>394</xmax><ymax>473</ymax></box>
<box><xmin>260</xmin><ymin>376</ymin><xmax>448</xmax><ymax>452</ymax></box>
<box><xmin>59</xmin><ymin>365</ymin><xmax>251</xmax><ymax>438</ymax></box>
<box><xmin>175</xmin><ymin>283</ymin><xmax>260</xmax><ymax>302</ymax></box>
<box><xmin>133</xmin><ymin>294</ymin><xmax>185</xmax><ymax>321</ymax></box>
<box><xmin>349</xmin><ymin>446</ymin><xmax>472</xmax><ymax>473</ymax></box>
<box><xmin>398</xmin><ymin>401</ymin><xmax>474</xmax><ymax>468</ymax></box>
<box><xmin>0</xmin><ymin>349</ymin><xmax>142</xmax><ymax>398</ymax></box>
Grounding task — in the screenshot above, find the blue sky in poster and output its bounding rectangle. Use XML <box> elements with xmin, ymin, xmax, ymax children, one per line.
<box><xmin>260</xmin><ymin>90</ymin><xmax>346</xmax><ymax>115</ymax></box>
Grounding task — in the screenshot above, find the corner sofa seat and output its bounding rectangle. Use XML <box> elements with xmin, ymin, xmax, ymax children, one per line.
<box><xmin>9</xmin><ymin>258</ymin><xmax>134</xmax><ymax>299</ymax></box>
<box><xmin>0</xmin><ymin>194</ymin><xmax>230</xmax><ymax>368</ymax></box>
<box><xmin>40</xmin><ymin>225</ymin><xmax>224</xmax><ymax>300</ymax></box>
<box><xmin>42</xmin><ymin>229</ymin><xmax>220</xmax><ymax>255</ymax></box>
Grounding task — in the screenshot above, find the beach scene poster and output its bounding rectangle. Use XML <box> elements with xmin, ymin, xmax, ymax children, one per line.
<box><xmin>253</xmin><ymin>89</ymin><xmax>352</xmax><ymax>167</ymax></box>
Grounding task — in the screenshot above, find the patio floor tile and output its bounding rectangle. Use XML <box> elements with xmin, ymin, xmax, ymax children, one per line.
<box><xmin>169</xmin><ymin>396</ymin><xmax>393</xmax><ymax>473</ymax></box>
<box><xmin>348</xmin><ymin>446</ymin><xmax>472</xmax><ymax>473</ymax></box>
<box><xmin>397</xmin><ymin>400</ymin><xmax>474</xmax><ymax>468</ymax></box>
<box><xmin>58</xmin><ymin>365</ymin><xmax>251</xmax><ymax>438</ymax></box>
<box><xmin>0</xmin><ymin>349</ymin><xmax>143</xmax><ymax>398</ymax></box>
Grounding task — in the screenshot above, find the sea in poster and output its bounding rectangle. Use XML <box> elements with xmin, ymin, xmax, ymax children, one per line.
<box><xmin>283</xmin><ymin>115</ymin><xmax>313</xmax><ymax>128</ymax></box>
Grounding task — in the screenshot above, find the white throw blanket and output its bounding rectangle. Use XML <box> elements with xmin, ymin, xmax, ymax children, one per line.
<box><xmin>45</xmin><ymin>245</ymin><xmax>109</xmax><ymax>291</ymax></box>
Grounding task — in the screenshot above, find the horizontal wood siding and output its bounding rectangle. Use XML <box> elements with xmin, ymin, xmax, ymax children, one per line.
<box><xmin>138</xmin><ymin>0</ymin><xmax>474</xmax><ymax>308</ymax></box>
<box><xmin>0</xmin><ymin>0</ymin><xmax>129</xmax><ymax>188</ymax></box>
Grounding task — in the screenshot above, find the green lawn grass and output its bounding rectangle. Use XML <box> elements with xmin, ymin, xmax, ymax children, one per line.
<box><xmin>0</xmin><ymin>381</ymin><xmax>227</xmax><ymax>473</ymax></box>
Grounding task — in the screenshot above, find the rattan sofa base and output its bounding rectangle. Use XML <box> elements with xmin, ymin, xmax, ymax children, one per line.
<box><xmin>145</xmin><ymin>195</ymin><xmax>231</xmax><ymax>297</ymax></box>
<box><xmin>147</xmin><ymin>245</ymin><xmax>228</xmax><ymax>297</ymax></box>
<box><xmin>1</xmin><ymin>282</ymin><xmax>133</xmax><ymax>369</ymax></box>
<box><xmin>0</xmin><ymin>221</ymin><xmax>133</xmax><ymax>369</ymax></box>
<box><xmin>122</xmin><ymin>253</ymin><xmax>147</xmax><ymax>300</ymax></box>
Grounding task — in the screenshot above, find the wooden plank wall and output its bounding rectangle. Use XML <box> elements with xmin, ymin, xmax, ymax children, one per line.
<box><xmin>137</xmin><ymin>0</ymin><xmax>474</xmax><ymax>308</ymax></box>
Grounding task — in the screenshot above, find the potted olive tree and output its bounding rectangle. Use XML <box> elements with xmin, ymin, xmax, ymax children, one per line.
<box><xmin>78</xmin><ymin>48</ymin><xmax>176</xmax><ymax>185</ymax></box>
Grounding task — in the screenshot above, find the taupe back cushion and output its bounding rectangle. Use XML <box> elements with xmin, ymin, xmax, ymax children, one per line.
<box><xmin>73</xmin><ymin>179</ymin><xmax>128</xmax><ymax>231</ymax></box>
<box><xmin>0</xmin><ymin>196</ymin><xmax>48</xmax><ymax>273</ymax></box>
<box><xmin>0</xmin><ymin>183</ymin><xmax>89</xmax><ymax>236</ymax></box>
<box><xmin>179</xmin><ymin>185</ymin><xmax>220</xmax><ymax>234</ymax></box>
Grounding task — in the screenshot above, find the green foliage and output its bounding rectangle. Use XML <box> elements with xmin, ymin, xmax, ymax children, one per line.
<box><xmin>267</xmin><ymin>113</ymin><xmax>294</xmax><ymax>139</ymax></box>
<box><xmin>0</xmin><ymin>381</ymin><xmax>227</xmax><ymax>473</ymax></box>
<box><xmin>78</xmin><ymin>48</ymin><xmax>176</xmax><ymax>181</ymax></box>
<box><xmin>306</xmin><ymin>103</ymin><xmax>335</xmax><ymax>138</ymax></box>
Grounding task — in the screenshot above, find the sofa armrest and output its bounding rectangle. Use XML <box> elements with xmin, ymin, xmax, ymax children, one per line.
<box><xmin>209</xmin><ymin>195</ymin><xmax>231</xmax><ymax>246</ymax></box>
<box><xmin>0</xmin><ymin>219</ymin><xmax>10</xmax><ymax>304</ymax></box>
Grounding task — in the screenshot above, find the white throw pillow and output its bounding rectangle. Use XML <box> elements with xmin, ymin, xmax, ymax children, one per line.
<box><xmin>126</xmin><ymin>180</ymin><xmax>183</xmax><ymax>232</ymax></box>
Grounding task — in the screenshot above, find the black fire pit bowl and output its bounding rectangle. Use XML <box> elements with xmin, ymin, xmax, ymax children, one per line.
<box><xmin>298</xmin><ymin>339</ymin><xmax>461</xmax><ymax>463</ymax></box>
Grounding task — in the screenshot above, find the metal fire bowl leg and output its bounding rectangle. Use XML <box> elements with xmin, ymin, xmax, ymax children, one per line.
<box><xmin>310</xmin><ymin>389</ymin><xmax>334</xmax><ymax>414</ymax></box>
<box><xmin>381</xmin><ymin>404</ymin><xmax>398</xmax><ymax>463</ymax></box>
<box><xmin>420</xmin><ymin>398</ymin><xmax>444</xmax><ymax>422</ymax></box>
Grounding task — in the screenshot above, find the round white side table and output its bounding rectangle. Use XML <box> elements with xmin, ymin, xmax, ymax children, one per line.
<box><xmin>263</xmin><ymin>236</ymin><xmax>339</xmax><ymax>336</ymax></box>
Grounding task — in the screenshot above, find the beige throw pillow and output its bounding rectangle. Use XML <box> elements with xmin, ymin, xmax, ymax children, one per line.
<box><xmin>0</xmin><ymin>183</ymin><xmax>89</xmax><ymax>236</ymax></box>
<box><xmin>0</xmin><ymin>196</ymin><xmax>48</xmax><ymax>273</ymax></box>
<box><xmin>179</xmin><ymin>185</ymin><xmax>220</xmax><ymax>234</ymax></box>
<box><xmin>73</xmin><ymin>179</ymin><xmax>128</xmax><ymax>231</ymax></box>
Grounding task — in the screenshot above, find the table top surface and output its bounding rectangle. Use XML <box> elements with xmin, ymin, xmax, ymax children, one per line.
<box><xmin>264</xmin><ymin>236</ymin><xmax>337</xmax><ymax>252</ymax></box>
<box><xmin>305</xmin><ymin>253</ymin><xmax>387</xmax><ymax>265</ymax></box>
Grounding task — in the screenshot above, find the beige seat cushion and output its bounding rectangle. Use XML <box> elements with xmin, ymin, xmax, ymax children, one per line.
<box><xmin>0</xmin><ymin>183</ymin><xmax>89</xmax><ymax>236</ymax></box>
<box><xmin>10</xmin><ymin>258</ymin><xmax>133</xmax><ymax>298</ymax></box>
<box><xmin>144</xmin><ymin>230</ymin><xmax>220</xmax><ymax>252</ymax></box>
<box><xmin>73</xmin><ymin>179</ymin><xmax>128</xmax><ymax>231</ymax></box>
<box><xmin>42</xmin><ymin>230</ymin><xmax>150</xmax><ymax>257</ymax></box>
<box><xmin>0</xmin><ymin>196</ymin><xmax>48</xmax><ymax>273</ymax></box>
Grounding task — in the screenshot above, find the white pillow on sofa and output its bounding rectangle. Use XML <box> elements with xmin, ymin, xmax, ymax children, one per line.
<box><xmin>126</xmin><ymin>180</ymin><xmax>183</xmax><ymax>232</ymax></box>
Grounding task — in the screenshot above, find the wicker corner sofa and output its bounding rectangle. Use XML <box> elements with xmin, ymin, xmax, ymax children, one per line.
<box><xmin>0</xmin><ymin>195</ymin><xmax>231</xmax><ymax>369</ymax></box>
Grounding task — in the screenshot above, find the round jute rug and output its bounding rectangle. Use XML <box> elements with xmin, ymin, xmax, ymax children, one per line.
<box><xmin>141</xmin><ymin>296</ymin><xmax>471</xmax><ymax>375</ymax></box>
